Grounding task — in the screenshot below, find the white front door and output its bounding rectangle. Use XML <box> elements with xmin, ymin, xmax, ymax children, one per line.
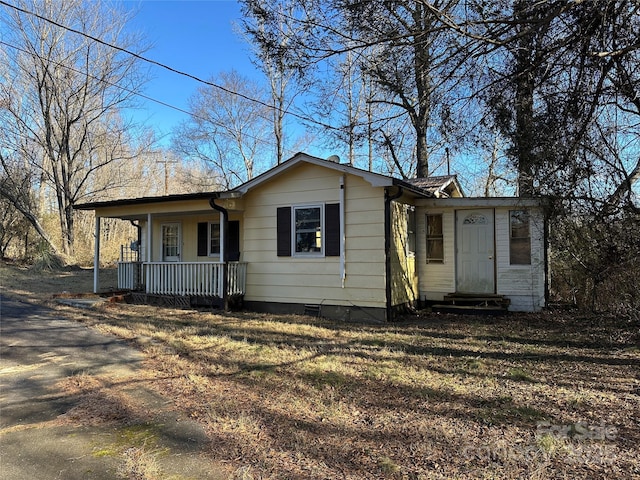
<box><xmin>162</xmin><ymin>223</ymin><xmax>181</xmax><ymax>262</ymax></box>
<box><xmin>456</xmin><ymin>209</ymin><xmax>495</xmax><ymax>294</ymax></box>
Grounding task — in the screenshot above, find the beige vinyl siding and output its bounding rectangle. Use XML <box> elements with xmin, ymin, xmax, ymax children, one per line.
<box><xmin>148</xmin><ymin>213</ymin><xmax>240</xmax><ymax>262</ymax></box>
<box><xmin>416</xmin><ymin>205</ymin><xmax>545</xmax><ymax>310</ymax></box>
<box><xmin>495</xmin><ymin>207</ymin><xmax>546</xmax><ymax>311</ymax></box>
<box><xmin>242</xmin><ymin>162</ymin><xmax>387</xmax><ymax>309</ymax></box>
<box><xmin>416</xmin><ymin>208</ymin><xmax>456</xmax><ymax>301</ymax></box>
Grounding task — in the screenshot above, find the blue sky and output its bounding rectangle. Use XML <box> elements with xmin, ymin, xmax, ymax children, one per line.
<box><xmin>123</xmin><ymin>0</ymin><xmax>259</xmax><ymax>145</ymax></box>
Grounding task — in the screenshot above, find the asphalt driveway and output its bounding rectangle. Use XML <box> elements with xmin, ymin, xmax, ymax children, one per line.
<box><xmin>0</xmin><ymin>294</ymin><xmax>226</xmax><ymax>479</ymax></box>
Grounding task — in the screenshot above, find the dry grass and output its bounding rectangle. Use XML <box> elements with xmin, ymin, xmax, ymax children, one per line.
<box><xmin>2</xmin><ymin>261</ymin><xmax>639</xmax><ymax>479</ymax></box>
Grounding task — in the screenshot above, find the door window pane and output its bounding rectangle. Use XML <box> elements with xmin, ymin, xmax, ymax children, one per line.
<box><xmin>163</xmin><ymin>225</ymin><xmax>179</xmax><ymax>259</ymax></box>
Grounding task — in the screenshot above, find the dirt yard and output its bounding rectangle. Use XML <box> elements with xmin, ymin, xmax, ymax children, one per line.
<box><xmin>2</xmin><ymin>261</ymin><xmax>639</xmax><ymax>479</ymax></box>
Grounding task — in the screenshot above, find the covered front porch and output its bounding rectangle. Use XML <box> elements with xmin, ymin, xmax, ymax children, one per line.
<box><xmin>76</xmin><ymin>191</ymin><xmax>246</xmax><ymax>309</ymax></box>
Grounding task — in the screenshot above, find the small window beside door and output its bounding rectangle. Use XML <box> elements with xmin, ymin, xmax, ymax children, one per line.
<box><xmin>209</xmin><ymin>223</ymin><xmax>221</xmax><ymax>255</ymax></box>
<box><xmin>510</xmin><ymin>210</ymin><xmax>531</xmax><ymax>265</ymax></box>
<box><xmin>426</xmin><ymin>214</ymin><xmax>444</xmax><ymax>264</ymax></box>
<box><xmin>197</xmin><ymin>221</ymin><xmax>241</xmax><ymax>260</ymax></box>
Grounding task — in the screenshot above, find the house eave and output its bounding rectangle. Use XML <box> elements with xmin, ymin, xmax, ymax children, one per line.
<box><xmin>416</xmin><ymin>197</ymin><xmax>545</xmax><ymax>208</ymax></box>
<box><xmin>230</xmin><ymin>152</ymin><xmax>432</xmax><ymax>197</ymax></box>
<box><xmin>74</xmin><ymin>191</ymin><xmax>221</xmax><ymax>211</ymax></box>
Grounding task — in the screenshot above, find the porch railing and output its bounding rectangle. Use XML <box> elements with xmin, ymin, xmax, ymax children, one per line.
<box><xmin>117</xmin><ymin>261</ymin><xmax>247</xmax><ymax>297</ymax></box>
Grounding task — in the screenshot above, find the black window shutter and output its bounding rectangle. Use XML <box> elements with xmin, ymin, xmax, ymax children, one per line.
<box><xmin>276</xmin><ymin>207</ymin><xmax>291</xmax><ymax>256</ymax></box>
<box><xmin>197</xmin><ymin>222</ymin><xmax>208</xmax><ymax>256</ymax></box>
<box><xmin>228</xmin><ymin>220</ymin><xmax>240</xmax><ymax>261</ymax></box>
<box><xmin>325</xmin><ymin>203</ymin><xmax>340</xmax><ymax>257</ymax></box>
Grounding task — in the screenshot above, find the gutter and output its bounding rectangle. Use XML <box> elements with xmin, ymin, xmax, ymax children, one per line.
<box><xmin>384</xmin><ymin>186</ymin><xmax>404</xmax><ymax>322</ymax></box>
<box><xmin>209</xmin><ymin>195</ymin><xmax>229</xmax><ymax>310</ymax></box>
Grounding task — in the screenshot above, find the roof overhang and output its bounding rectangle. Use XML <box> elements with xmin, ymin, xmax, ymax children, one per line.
<box><xmin>74</xmin><ymin>191</ymin><xmax>219</xmax><ymax>211</ymax></box>
<box><xmin>74</xmin><ymin>151</ymin><xmax>436</xmax><ymax>218</ymax></box>
<box><xmin>218</xmin><ymin>152</ymin><xmax>433</xmax><ymax>198</ymax></box>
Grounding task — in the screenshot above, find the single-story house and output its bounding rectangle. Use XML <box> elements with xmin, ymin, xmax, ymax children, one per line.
<box><xmin>75</xmin><ymin>152</ymin><xmax>548</xmax><ymax>321</ymax></box>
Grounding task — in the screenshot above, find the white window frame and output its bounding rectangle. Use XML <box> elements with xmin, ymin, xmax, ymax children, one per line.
<box><xmin>292</xmin><ymin>204</ymin><xmax>324</xmax><ymax>257</ymax></box>
<box><xmin>509</xmin><ymin>210</ymin><xmax>531</xmax><ymax>265</ymax></box>
<box><xmin>208</xmin><ymin>222</ymin><xmax>221</xmax><ymax>258</ymax></box>
<box><xmin>425</xmin><ymin>213</ymin><xmax>444</xmax><ymax>264</ymax></box>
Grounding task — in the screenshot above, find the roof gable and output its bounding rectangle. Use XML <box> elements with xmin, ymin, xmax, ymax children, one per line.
<box><xmin>407</xmin><ymin>175</ymin><xmax>464</xmax><ymax>198</ymax></box>
<box><xmin>225</xmin><ymin>152</ymin><xmax>402</xmax><ymax>195</ymax></box>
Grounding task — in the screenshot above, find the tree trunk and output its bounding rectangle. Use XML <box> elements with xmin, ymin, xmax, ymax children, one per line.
<box><xmin>413</xmin><ymin>2</ymin><xmax>431</xmax><ymax>179</ymax></box>
<box><xmin>514</xmin><ymin>0</ymin><xmax>536</xmax><ymax>197</ymax></box>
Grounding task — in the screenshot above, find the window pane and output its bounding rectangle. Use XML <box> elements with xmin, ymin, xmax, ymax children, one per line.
<box><xmin>510</xmin><ymin>210</ymin><xmax>531</xmax><ymax>264</ymax></box>
<box><xmin>295</xmin><ymin>207</ymin><xmax>321</xmax><ymax>253</ymax></box>
<box><xmin>210</xmin><ymin>223</ymin><xmax>220</xmax><ymax>255</ymax></box>
<box><xmin>426</xmin><ymin>214</ymin><xmax>444</xmax><ymax>263</ymax></box>
<box><xmin>427</xmin><ymin>239</ymin><xmax>444</xmax><ymax>262</ymax></box>
<box><xmin>510</xmin><ymin>239</ymin><xmax>531</xmax><ymax>265</ymax></box>
<box><xmin>426</xmin><ymin>214</ymin><xmax>443</xmax><ymax>236</ymax></box>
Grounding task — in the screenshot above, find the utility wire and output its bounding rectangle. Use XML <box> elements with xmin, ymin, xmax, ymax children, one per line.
<box><xmin>0</xmin><ymin>39</ymin><xmax>279</xmax><ymax>149</ymax></box>
<box><xmin>0</xmin><ymin>41</ymin><xmax>197</xmax><ymax>121</ymax></box>
<box><xmin>0</xmin><ymin>0</ymin><xmax>342</xmax><ymax>132</ymax></box>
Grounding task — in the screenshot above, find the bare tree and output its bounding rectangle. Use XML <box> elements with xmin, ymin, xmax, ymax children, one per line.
<box><xmin>172</xmin><ymin>70</ymin><xmax>272</xmax><ymax>188</ymax></box>
<box><xmin>0</xmin><ymin>0</ymin><xmax>148</xmax><ymax>256</ymax></box>
<box><xmin>241</xmin><ymin>0</ymin><xmax>311</xmax><ymax>165</ymax></box>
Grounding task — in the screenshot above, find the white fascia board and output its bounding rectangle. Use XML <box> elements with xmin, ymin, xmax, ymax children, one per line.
<box><xmin>416</xmin><ymin>197</ymin><xmax>544</xmax><ymax>208</ymax></box>
<box><xmin>232</xmin><ymin>152</ymin><xmax>395</xmax><ymax>195</ymax></box>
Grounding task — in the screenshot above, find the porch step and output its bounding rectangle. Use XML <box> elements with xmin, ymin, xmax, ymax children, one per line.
<box><xmin>431</xmin><ymin>304</ymin><xmax>507</xmax><ymax>315</ymax></box>
<box><xmin>432</xmin><ymin>293</ymin><xmax>510</xmax><ymax>315</ymax></box>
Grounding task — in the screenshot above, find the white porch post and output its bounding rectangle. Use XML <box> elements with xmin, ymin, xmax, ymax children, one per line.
<box><xmin>146</xmin><ymin>213</ymin><xmax>152</xmax><ymax>294</ymax></box>
<box><xmin>147</xmin><ymin>213</ymin><xmax>152</xmax><ymax>263</ymax></box>
<box><xmin>93</xmin><ymin>216</ymin><xmax>100</xmax><ymax>293</ymax></box>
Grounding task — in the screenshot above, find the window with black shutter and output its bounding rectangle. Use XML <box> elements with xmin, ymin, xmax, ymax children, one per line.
<box><xmin>197</xmin><ymin>220</ymin><xmax>240</xmax><ymax>258</ymax></box>
<box><xmin>277</xmin><ymin>203</ymin><xmax>340</xmax><ymax>257</ymax></box>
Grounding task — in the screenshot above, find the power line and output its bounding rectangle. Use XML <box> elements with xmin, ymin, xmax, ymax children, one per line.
<box><xmin>0</xmin><ymin>40</ymin><xmax>197</xmax><ymax>121</ymax></box>
<box><xmin>0</xmin><ymin>39</ymin><xmax>282</xmax><ymax>150</ymax></box>
<box><xmin>0</xmin><ymin>0</ymin><xmax>342</xmax><ymax>133</ymax></box>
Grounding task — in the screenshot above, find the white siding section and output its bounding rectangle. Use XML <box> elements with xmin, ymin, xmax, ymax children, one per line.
<box><xmin>242</xmin><ymin>163</ymin><xmax>387</xmax><ymax>308</ymax></box>
<box><xmin>416</xmin><ymin>208</ymin><xmax>456</xmax><ymax>301</ymax></box>
<box><xmin>495</xmin><ymin>208</ymin><xmax>546</xmax><ymax>311</ymax></box>
<box><xmin>416</xmin><ymin>205</ymin><xmax>546</xmax><ymax>311</ymax></box>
